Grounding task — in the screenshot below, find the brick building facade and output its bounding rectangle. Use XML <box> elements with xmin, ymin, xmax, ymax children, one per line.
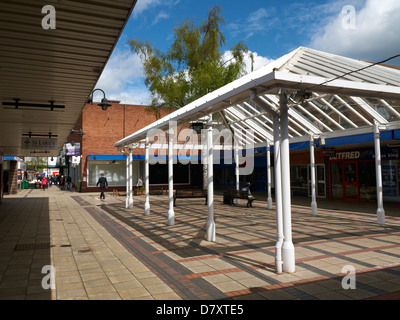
<box><xmin>75</xmin><ymin>101</ymin><xmax>201</xmax><ymax>193</ymax></box>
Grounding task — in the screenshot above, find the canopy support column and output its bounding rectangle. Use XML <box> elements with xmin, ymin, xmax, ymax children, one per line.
<box><xmin>144</xmin><ymin>138</ymin><xmax>150</xmax><ymax>216</ymax></box>
<box><xmin>273</xmin><ymin>115</ymin><xmax>283</xmax><ymax>273</ymax></box>
<box><xmin>374</xmin><ymin>121</ymin><xmax>385</xmax><ymax>225</ymax></box>
<box><xmin>310</xmin><ymin>134</ymin><xmax>317</xmax><ymax>216</ymax></box>
<box><xmin>267</xmin><ymin>141</ymin><xmax>273</xmax><ymax>210</ymax></box>
<box><xmin>206</xmin><ymin>115</ymin><xmax>216</xmax><ymax>242</ymax></box>
<box><xmin>280</xmin><ymin>93</ymin><xmax>295</xmax><ymax>273</ymax></box>
<box><xmin>127</xmin><ymin>148</ymin><xmax>133</xmax><ymax>209</ymax></box>
<box><xmin>234</xmin><ymin>144</ymin><xmax>240</xmax><ymax>205</ymax></box>
<box><xmin>168</xmin><ymin>133</ymin><xmax>175</xmax><ymax>226</ymax></box>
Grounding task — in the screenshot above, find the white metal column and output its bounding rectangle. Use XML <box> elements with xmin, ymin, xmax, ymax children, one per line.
<box><xmin>280</xmin><ymin>93</ymin><xmax>295</xmax><ymax>273</ymax></box>
<box><xmin>168</xmin><ymin>133</ymin><xmax>175</xmax><ymax>225</ymax></box>
<box><xmin>127</xmin><ymin>148</ymin><xmax>133</xmax><ymax>208</ymax></box>
<box><xmin>310</xmin><ymin>134</ymin><xmax>317</xmax><ymax>216</ymax></box>
<box><xmin>267</xmin><ymin>141</ymin><xmax>273</xmax><ymax>210</ymax></box>
<box><xmin>234</xmin><ymin>144</ymin><xmax>240</xmax><ymax>205</ymax></box>
<box><xmin>144</xmin><ymin>138</ymin><xmax>150</xmax><ymax>216</ymax></box>
<box><xmin>374</xmin><ymin>121</ymin><xmax>385</xmax><ymax>225</ymax></box>
<box><xmin>273</xmin><ymin>115</ymin><xmax>283</xmax><ymax>273</ymax></box>
<box><xmin>125</xmin><ymin>150</ymin><xmax>130</xmax><ymax>208</ymax></box>
<box><xmin>206</xmin><ymin>115</ymin><xmax>216</xmax><ymax>242</ymax></box>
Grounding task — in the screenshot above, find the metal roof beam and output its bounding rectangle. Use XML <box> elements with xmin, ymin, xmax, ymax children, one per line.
<box><xmin>350</xmin><ymin>97</ymin><xmax>389</xmax><ymax>124</ymax></box>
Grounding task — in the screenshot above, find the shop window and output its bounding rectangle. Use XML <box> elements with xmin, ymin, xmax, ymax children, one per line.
<box><xmin>149</xmin><ymin>163</ymin><xmax>189</xmax><ymax>185</ymax></box>
<box><xmin>290</xmin><ymin>165</ymin><xmax>308</xmax><ymax>196</ymax></box>
<box><xmin>382</xmin><ymin>160</ymin><xmax>399</xmax><ymax>202</ymax></box>
<box><xmin>88</xmin><ymin>160</ymin><xmax>138</xmax><ymax>187</ymax></box>
<box><xmin>359</xmin><ymin>161</ymin><xmax>376</xmax><ymax>201</ymax></box>
<box><xmin>330</xmin><ymin>162</ymin><xmax>343</xmax><ymax>199</ymax></box>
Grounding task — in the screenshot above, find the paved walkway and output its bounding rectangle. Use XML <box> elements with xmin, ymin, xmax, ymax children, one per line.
<box><xmin>0</xmin><ymin>186</ymin><xmax>399</xmax><ymax>300</ymax></box>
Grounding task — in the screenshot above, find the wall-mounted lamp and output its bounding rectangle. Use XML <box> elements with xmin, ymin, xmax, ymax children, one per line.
<box><xmin>190</xmin><ymin>122</ymin><xmax>204</xmax><ymax>134</ymax></box>
<box><xmin>71</xmin><ymin>128</ymin><xmax>85</xmax><ymax>137</ymax></box>
<box><xmin>88</xmin><ymin>88</ymin><xmax>111</xmax><ymax>111</ymax></box>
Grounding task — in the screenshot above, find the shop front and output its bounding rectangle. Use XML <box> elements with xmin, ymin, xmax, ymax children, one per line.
<box><xmin>329</xmin><ymin>147</ymin><xmax>400</xmax><ymax>203</ymax></box>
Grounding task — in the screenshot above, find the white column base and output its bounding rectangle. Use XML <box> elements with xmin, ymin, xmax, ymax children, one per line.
<box><xmin>206</xmin><ymin>219</ymin><xmax>216</xmax><ymax>242</ymax></box>
<box><xmin>268</xmin><ymin>197</ymin><xmax>273</xmax><ymax>210</ymax></box>
<box><xmin>282</xmin><ymin>241</ymin><xmax>295</xmax><ymax>273</ymax></box>
<box><xmin>144</xmin><ymin>202</ymin><xmax>150</xmax><ymax>216</ymax></box>
<box><xmin>311</xmin><ymin>201</ymin><xmax>317</xmax><ymax>216</ymax></box>
<box><xmin>377</xmin><ymin>208</ymin><xmax>385</xmax><ymax>225</ymax></box>
<box><xmin>168</xmin><ymin>210</ymin><xmax>175</xmax><ymax>226</ymax></box>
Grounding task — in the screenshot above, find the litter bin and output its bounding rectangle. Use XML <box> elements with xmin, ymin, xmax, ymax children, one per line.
<box><xmin>24</xmin><ymin>181</ymin><xmax>29</xmax><ymax>189</ymax></box>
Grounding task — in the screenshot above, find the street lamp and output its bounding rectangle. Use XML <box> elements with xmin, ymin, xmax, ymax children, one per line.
<box><xmin>88</xmin><ymin>88</ymin><xmax>111</xmax><ymax>111</ymax></box>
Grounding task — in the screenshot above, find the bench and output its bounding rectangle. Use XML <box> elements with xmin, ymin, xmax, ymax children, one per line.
<box><xmin>173</xmin><ymin>189</ymin><xmax>208</xmax><ymax>206</ymax></box>
<box><xmin>228</xmin><ymin>190</ymin><xmax>255</xmax><ymax>207</ymax></box>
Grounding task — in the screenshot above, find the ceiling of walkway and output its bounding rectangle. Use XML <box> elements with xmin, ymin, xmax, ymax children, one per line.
<box><xmin>0</xmin><ymin>0</ymin><xmax>137</xmax><ymax>157</ymax></box>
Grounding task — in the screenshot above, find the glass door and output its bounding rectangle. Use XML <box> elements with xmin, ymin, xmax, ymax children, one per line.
<box><xmin>343</xmin><ymin>161</ymin><xmax>359</xmax><ymax>200</ymax></box>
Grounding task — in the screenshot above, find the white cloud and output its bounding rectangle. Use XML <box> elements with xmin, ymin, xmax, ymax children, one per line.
<box><xmin>152</xmin><ymin>11</ymin><xmax>169</xmax><ymax>25</ymax></box>
<box><xmin>133</xmin><ymin>0</ymin><xmax>180</xmax><ymax>16</ymax></box>
<box><xmin>95</xmin><ymin>49</ymin><xmax>151</xmax><ymax>105</ymax></box>
<box><xmin>310</xmin><ymin>0</ymin><xmax>400</xmax><ymax>63</ymax></box>
<box><xmin>227</xmin><ymin>7</ymin><xmax>278</xmax><ymax>39</ymax></box>
<box><xmin>223</xmin><ymin>50</ymin><xmax>274</xmax><ymax>74</ymax></box>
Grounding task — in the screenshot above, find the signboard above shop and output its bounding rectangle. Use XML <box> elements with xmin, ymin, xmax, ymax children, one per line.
<box><xmin>21</xmin><ymin>137</ymin><xmax>57</xmax><ymax>150</ymax></box>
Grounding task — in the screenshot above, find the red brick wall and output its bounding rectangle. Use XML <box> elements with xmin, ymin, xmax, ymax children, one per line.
<box><xmin>80</xmin><ymin>102</ymin><xmax>171</xmax><ymax>191</ymax></box>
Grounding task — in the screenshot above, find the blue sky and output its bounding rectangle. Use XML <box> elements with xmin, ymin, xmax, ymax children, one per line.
<box><xmin>96</xmin><ymin>0</ymin><xmax>400</xmax><ymax>104</ymax></box>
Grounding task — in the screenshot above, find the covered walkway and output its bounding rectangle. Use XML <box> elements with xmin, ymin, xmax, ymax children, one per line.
<box><xmin>0</xmin><ymin>187</ymin><xmax>399</xmax><ymax>300</ymax></box>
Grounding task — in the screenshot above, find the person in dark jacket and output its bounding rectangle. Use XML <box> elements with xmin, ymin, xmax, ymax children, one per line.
<box><xmin>96</xmin><ymin>173</ymin><xmax>108</xmax><ymax>199</ymax></box>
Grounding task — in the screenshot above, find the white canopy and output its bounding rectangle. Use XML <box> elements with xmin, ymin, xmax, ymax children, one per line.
<box><xmin>114</xmin><ymin>47</ymin><xmax>400</xmax><ymax>149</ymax></box>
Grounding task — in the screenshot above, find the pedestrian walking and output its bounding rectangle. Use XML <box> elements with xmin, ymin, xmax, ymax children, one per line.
<box><xmin>42</xmin><ymin>176</ymin><xmax>48</xmax><ymax>191</ymax></box>
<box><xmin>96</xmin><ymin>173</ymin><xmax>108</xmax><ymax>199</ymax></box>
<box><xmin>242</xmin><ymin>182</ymin><xmax>255</xmax><ymax>208</ymax></box>
<box><xmin>66</xmin><ymin>175</ymin><xmax>72</xmax><ymax>191</ymax></box>
<box><xmin>60</xmin><ymin>175</ymin><xmax>65</xmax><ymax>190</ymax></box>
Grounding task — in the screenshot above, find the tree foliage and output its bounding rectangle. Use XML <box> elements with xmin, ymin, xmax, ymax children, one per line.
<box><xmin>129</xmin><ymin>6</ymin><xmax>253</xmax><ymax>118</ymax></box>
<box><xmin>25</xmin><ymin>157</ymin><xmax>48</xmax><ymax>172</ymax></box>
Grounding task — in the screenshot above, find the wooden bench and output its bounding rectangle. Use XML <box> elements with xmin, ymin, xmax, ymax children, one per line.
<box><xmin>228</xmin><ymin>190</ymin><xmax>255</xmax><ymax>207</ymax></box>
<box><xmin>173</xmin><ymin>189</ymin><xmax>208</xmax><ymax>206</ymax></box>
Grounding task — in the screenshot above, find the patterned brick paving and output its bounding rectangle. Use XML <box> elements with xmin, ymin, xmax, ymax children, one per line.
<box><xmin>72</xmin><ymin>192</ymin><xmax>400</xmax><ymax>300</ymax></box>
<box><xmin>0</xmin><ymin>187</ymin><xmax>399</xmax><ymax>300</ymax></box>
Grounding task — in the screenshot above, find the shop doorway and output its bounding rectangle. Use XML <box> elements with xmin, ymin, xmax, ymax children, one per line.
<box><xmin>343</xmin><ymin>161</ymin><xmax>359</xmax><ymax>200</ymax></box>
<box><xmin>330</xmin><ymin>161</ymin><xmax>359</xmax><ymax>200</ymax></box>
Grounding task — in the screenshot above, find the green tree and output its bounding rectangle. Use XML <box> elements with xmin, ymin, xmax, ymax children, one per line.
<box><xmin>129</xmin><ymin>5</ymin><xmax>253</xmax><ymax>118</ymax></box>
<box><xmin>25</xmin><ymin>157</ymin><xmax>48</xmax><ymax>172</ymax></box>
